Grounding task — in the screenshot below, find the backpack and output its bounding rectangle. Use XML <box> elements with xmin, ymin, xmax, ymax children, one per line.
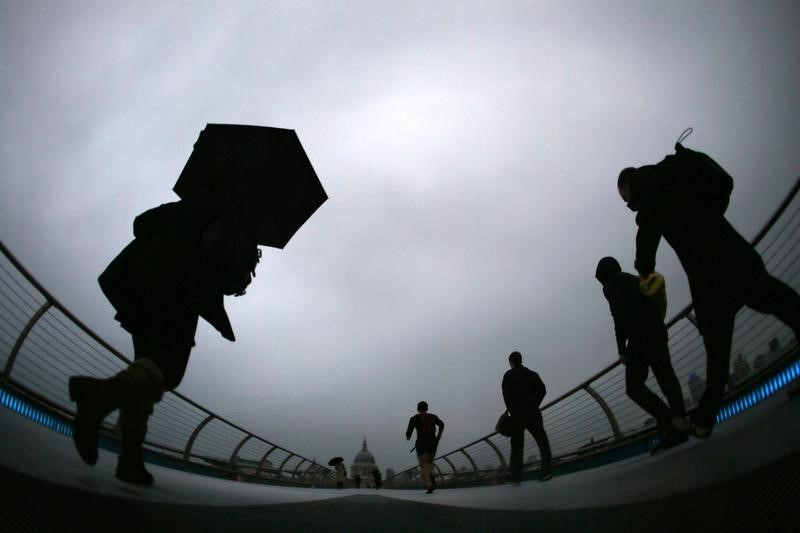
<box><xmin>656</xmin><ymin>128</ymin><xmax>734</xmax><ymax>216</ymax></box>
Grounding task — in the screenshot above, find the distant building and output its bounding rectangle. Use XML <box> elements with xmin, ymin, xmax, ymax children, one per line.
<box><xmin>351</xmin><ymin>437</ymin><xmax>380</xmax><ymax>487</ymax></box>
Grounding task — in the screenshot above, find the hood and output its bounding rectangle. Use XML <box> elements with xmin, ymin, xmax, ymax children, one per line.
<box><xmin>595</xmin><ymin>256</ymin><xmax>622</xmax><ymax>285</ymax></box>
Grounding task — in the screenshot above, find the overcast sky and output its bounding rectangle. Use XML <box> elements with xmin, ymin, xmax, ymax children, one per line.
<box><xmin>1</xmin><ymin>0</ymin><xmax>799</xmax><ymax>473</ymax></box>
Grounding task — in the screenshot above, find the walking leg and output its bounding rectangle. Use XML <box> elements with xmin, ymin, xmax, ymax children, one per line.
<box><xmin>625</xmin><ymin>358</ymin><xmax>672</xmax><ymax>430</ymax></box>
<box><xmin>692</xmin><ymin>313</ymin><xmax>735</xmax><ymax>436</ymax></box>
<box><xmin>745</xmin><ymin>274</ymin><xmax>800</xmax><ymax>340</ymax></box>
<box><xmin>508</xmin><ymin>430</ymin><xmax>524</xmax><ymax>483</ymax></box>
<box><xmin>528</xmin><ymin>412</ymin><xmax>552</xmax><ymax>480</ymax></box>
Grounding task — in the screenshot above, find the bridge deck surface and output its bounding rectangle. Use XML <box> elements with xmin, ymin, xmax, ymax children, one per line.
<box><xmin>1</xmin><ymin>387</ymin><xmax>798</xmax><ymax>532</ymax></box>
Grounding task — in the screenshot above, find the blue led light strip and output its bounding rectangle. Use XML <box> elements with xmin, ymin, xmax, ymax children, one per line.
<box><xmin>0</xmin><ymin>388</ymin><xmax>73</xmax><ymax>437</ymax></box>
<box><xmin>715</xmin><ymin>360</ymin><xmax>800</xmax><ymax>424</ymax></box>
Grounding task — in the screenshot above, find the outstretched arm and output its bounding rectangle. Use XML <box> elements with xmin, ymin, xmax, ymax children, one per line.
<box><xmin>634</xmin><ymin>214</ymin><xmax>662</xmax><ymax>277</ymax></box>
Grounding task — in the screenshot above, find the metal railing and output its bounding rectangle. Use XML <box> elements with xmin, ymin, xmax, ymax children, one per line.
<box><xmin>0</xmin><ymin>240</ymin><xmax>335</xmax><ymax>487</ymax></box>
<box><xmin>391</xmin><ymin>175</ymin><xmax>800</xmax><ymax>488</ymax></box>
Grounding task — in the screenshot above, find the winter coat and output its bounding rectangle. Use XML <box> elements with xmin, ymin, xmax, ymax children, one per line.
<box><xmin>502</xmin><ymin>365</ymin><xmax>546</xmax><ymax>416</ymax></box>
<box><xmin>629</xmin><ymin>164</ymin><xmax>765</xmax><ymax>318</ymax></box>
<box><xmin>98</xmin><ymin>200</ymin><xmax>235</xmax><ymax>343</ymax></box>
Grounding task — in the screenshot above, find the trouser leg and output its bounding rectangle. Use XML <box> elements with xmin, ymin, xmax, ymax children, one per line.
<box><xmin>694</xmin><ymin>312</ymin><xmax>735</xmax><ymax>430</ymax></box>
<box><xmin>745</xmin><ymin>274</ymin><xmax>800</xmax><ymax>340</ymax></box>
<box><xmin>418</xmin><ymin>453</ymin><xmax>433</xmax><ymax>489</ymax></box>
<box><xmin>508</xmin><ymin>430</ymin><xmax>524</xmax><ymax>482</ymax></box>
<box><xmin>527</xmin><ymin>412</ymin><xmax>552</xmax><ymax>477</ymax></box>
<box><xmin>649</xmin><ymin>344</ymin><xmax>686</xmax><ymax>418</ymax></box>
<box><xmin>114</xmin><ymin>358</ymin><xmax>164</xmax><ymax>485</ymax></box>
<box><xmin>625</xmin><ymin>357</ymin><xmax>672</xmax><ymax>429</ymax></box>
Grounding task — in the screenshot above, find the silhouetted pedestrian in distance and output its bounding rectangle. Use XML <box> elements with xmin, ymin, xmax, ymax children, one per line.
<box><xmin>618</xmin><ymin>151</ymin><xmax>800</xmax><ymax>438</ymax></box>
<box><xmin>371</xmin><ymin>468</ymin><xmax>382</xmax><ymax>489</ymax></box>
<box><xmin>335</xmin><ymin>461</ymin><xmax>347</xmax><ymax>489</ymax></box>
<box><xmin>503</xmin><ymin>351</ymin><xmax>553</xmax><ymax>482</ymax></box>
<box><xmin>354</xmin><ymin>474</ymin><xmax>361</xmax><ymax>489</ymax></box>
<box><xmin>68</xmin><ymin>183</ymin><xmax>259</xmax><ymax>486</ymax></box>
<box><xmin>595</xmin><ymin>257</ymin><xmax>688</xmax><ymax>451</ymax></box>
<box><xmin>406</xmin><ymin>401</ymin><xmax>444</xmax><ymax>494</ymax></box>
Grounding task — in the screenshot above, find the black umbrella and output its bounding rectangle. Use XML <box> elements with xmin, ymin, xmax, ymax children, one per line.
<box><xmin>327</xmin><ymin>457</ymin><xmax>344</xmax><ymax>466</ymax></box>
<box><xmin>173</xmin><ymin>124</ymin><xmax>328</xmax><ymax>249</ymax></box>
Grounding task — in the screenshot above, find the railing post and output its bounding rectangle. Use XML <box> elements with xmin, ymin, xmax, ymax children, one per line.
<box><xmin>257</xmin><ymin>445</ymin><xmax>278</xmax><ymax>477</ymax></box>
<box><xmin>583</xmin><ymin>384</ymin><xmax>622</xmax><ymax>443</ymax></box>
<box><xmin>278</xmin><ymin>453</ymin><xmax>295</xmax><ymax>476</ymax></box>
<box><xmin>183</xmin><ymin>414</ymin><xmax>215</xmax><ymax>460</ymax></box>
<box><xmin>442</xmin><ymin>455</ymin><xmax>458</xmax><ymax>480</ymax></box>
<box><xmin>292</xmin><ymin>459</ymin><xmax>308</xmax><ymax>479</ymax></box>
<box><xmin>4</xmin><ymin>301</ymin><xmax>52</xmax><ymax>379</ymax></box>
<box><xmin>460</xmin><ymin>449</ymin><xmax>478</xmax><ymax>476</ymax></box>
<box><xmin>228</xmin><ymin>434</ymin><xmax>252</xmax><ymax>470</ymax></box>
<box><xmin>483</xmin><ymin>437</ymin><xmax>507</xmax><ymax>470</ymax></box>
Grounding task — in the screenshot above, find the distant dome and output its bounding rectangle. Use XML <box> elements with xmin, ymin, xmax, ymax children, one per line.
<box><xmin>353</xmin><ymin>437</ymin><xmax>376</xmax><ymax>464</ymax></box>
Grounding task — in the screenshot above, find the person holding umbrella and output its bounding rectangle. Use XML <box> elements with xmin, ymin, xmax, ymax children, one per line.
<box><xmin>68</xmin><ymin>124</ymin><xmax>327</xmax><ymax>486</ymax></box>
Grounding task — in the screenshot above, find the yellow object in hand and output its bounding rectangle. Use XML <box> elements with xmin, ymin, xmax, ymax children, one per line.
<box><xmin>640</xmin><ymin>272</ymin><xmax>667</xmax><ymax>321</ymax></box>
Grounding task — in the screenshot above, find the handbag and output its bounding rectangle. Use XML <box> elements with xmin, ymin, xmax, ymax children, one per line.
<box><xmin>495</xmin><ymin>411</ymin><xmax>515</xmax><ymax>437</ymax></box>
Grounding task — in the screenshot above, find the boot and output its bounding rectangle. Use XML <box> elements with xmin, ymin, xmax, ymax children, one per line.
<box><xmin>114</xmin><ymin>359</ymin><xmax>163</xmax><ymax>486</ymax></box>
<box><xmin>69</xmin><ymin>359</ymin><xmax>164</xmax><ymax>468</ymax></box>
<box><xmin>68</xmin><ymin>376</ymin><xmax>120</xmax><ymax>465</ymax></box>
<box><xmin>116</xmin><ymin>405</ymin><xmax>154</xmax><ymax>486</ymax></box>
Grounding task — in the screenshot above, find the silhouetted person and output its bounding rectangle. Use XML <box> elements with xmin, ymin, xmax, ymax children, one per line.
<box><xmin>68</xmin><ymin>186</ymin><xmax>258</xmax><ymax>485</ymax></box>
<box><xmin>354</xmin><ymin>474</ymin><xmax>361</xmax><ymax>489</ymax></box>
<box><xmin>335</xmin><ymin>461</ymin><xmax>347</xmax><ymax>489</ymax></box>
<box><xmin>502</xmin><ymin>351</ymin><xmax>552</xmax><ymax>482</ymax></box>
<box><xmin>618</xmin><ymin>158</ymin><xmax>800</xmax><ymax>437</ymax></box>
<box><xmin>405</xmin><ymin>401</ymin><xmax>444</xmax><ymax>494</ymax></box>
<box><xmin>371</xmin><ymin>468</ymin><xmax>382</xmax><ymax>489</ymax></box>
<box><xmin>595</xmin><ymin>257</ymin><xmax>688</xmax><ymax>451</ymax></box>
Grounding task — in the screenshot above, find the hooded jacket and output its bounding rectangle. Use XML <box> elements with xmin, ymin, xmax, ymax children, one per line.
<box><xmin>596</xmin><ymin>257</ymin><xmax>667</xmax><ymax>356</ymax></box>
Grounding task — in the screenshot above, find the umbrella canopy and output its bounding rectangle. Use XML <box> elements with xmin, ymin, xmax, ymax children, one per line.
<box><xmin>327</xmin><ymin>457</ymin><xmax>344</xmax><ymax>466</ymax></box>
<box><xmin>174</xmin><ymin>124</ymin><xmax>328</xmax><ymax>248</ymax></box>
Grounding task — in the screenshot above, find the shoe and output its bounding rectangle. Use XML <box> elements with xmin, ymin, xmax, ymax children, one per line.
<box><xmin>688</xmin><ymin>422</ymin><xmax>712</xmax><ymax>439</ymax></box>
<box><xmin>425</xmin><ymin>487</ymin><xmax>434</xmax><ymax>494</ymax></box>
<box><xmin>539</xmin><ymin>473</ymin><xmax>553</xmax><ymax>482</ymax></box>
<box><xmin>116</xmin><ymin>456</ymin><xmax>154</xmax><ymax>486</ymax></box>
<box><xmin>671</xmin><ymin>416</ymin><xmax>689</xmax><ymax>432</ymax></box>
<box><xmin>651</xmin><ymin>428</ymin><xmax>689</xmax><ymax>454</ymax></box>
<box><xmin>69</xmin><ymin>376</ymin><xmax>117</xmax><ymax>466</ymax></box>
